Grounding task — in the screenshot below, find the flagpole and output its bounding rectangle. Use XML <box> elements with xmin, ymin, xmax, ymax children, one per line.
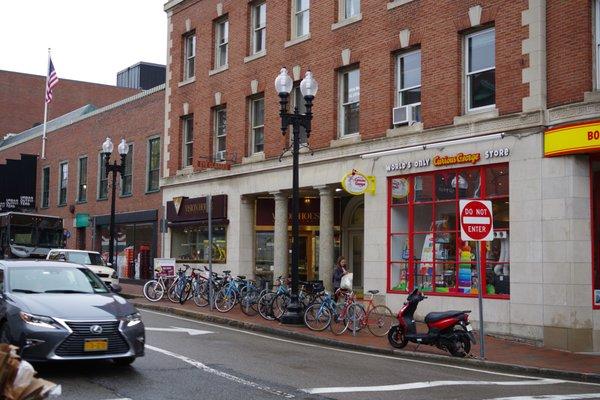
<box><xmin>41</xmin><ymin>48</ymin><xmax>50</xmax><ymax>160</ymax></box>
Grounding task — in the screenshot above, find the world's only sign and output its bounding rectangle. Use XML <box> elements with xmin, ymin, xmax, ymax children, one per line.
<box><xmin>459</xmin><ymin>200</ymin><xmax>494</xmax><ymax>242</ymax></box>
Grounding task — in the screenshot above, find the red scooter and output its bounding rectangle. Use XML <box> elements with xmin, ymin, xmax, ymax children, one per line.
<box><xmin>388</xmin><ymin>288</ymin><xmax>476</xmax><ymax>357</ymax></box>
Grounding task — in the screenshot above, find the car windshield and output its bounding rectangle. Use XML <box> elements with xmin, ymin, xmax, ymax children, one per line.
<box><xmin>65</xmin><ymin>252</ymin><xmax>105</xmax><ymax>266</ymax></box>
<box><xmin>8</xmin><ymin>266</ymin><xmax>108</xmax><ymax>294</ymax></box>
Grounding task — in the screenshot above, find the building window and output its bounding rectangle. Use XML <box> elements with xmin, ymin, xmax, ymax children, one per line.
<box><xmin>183</xmin><ymin>32</ymin><xmax>196</xmax><ymax>80</ymax></box>
<box><xmin>41</xmin><ymin>167</ymin><xmax>50</xmax><ymax>208</ymax></box>
<box><xmin>147</xmin><ymin>137</ymin><xmax>160</xmax><ymax>192</ymax></box>
<box><xmin>339</xmin><ymin>67</ymin><xmax>360</xmax><ymax>136</ymax></box>
<box><xmin>182</xmin><ymin>115</ymin><xmax>194</xmax><ymax>168</ymax></box>
<box><xmin>251</xmin><ymin>2</ymin><xmax>266</xmax><ymax>55</ymax></box>
<box><xmin>388</xmin><ymin>164</ymin><xmax>509</xmax><ymax>297</ymax></box>
<box><xmin>396</xmin><ymin>50</ymin><xmax>422</xmax><ymax>123</ymax></box>
<box><xmin>58</xmin><ymin>162</ymin><xmax>68</xmax><ymax>206</ymax></box>
<box><xmin>214</xmin><ymin>107</ymin><xmax>227</xmax><ymax>161</ymax></box>
<box><xmin>215</xmin><ymin>18</ymin><xmax>229</xmax><ymax>68</ymax></box>
<box><xmin>291</xmin><ymin>86</ymin><xmax>308</xmax><ymax>144</ymax></box>
<box><xmin>121</xmin><ymin>144</ymin><xmax>133</xmax><ymax>196</ymax></box>
<box><xmin>98</xmin><ymin>153</ymin><xmax>108</xmax><ymax>200</ymax></box>
<box><xmin>293</xmin><ymin>0</ymin><xmax>309</xmax><ymax>38</ymax></box>
<box><xmin>341</xmin><ymin>0</ymin><xmax>360</xmax><ymax>19</ymax></box>
<box><xmin>77</xmin><ymin>156</ymin><xmax>87</xmax><ymax>203</ymax></box>
<box><xmin>465</xmin><ymin>28</ymin><xmax>495</xmax><ymax>111</ymax></box>
<box><xmin>250</xmin><ymin>96</ymin><xmax>265</xmax><ymax>154</ymax></box>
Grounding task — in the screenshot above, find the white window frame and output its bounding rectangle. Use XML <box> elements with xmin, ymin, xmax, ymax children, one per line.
<box><xmin>182</xmin><ymin>116</ymin><xmax>194</xmax><ymax>168</ymax></box>
<box><xmin>292</xmin><ymin>0</ymin><xmax>310</xmax><ymax>39</ymax></box>
<box><xmin>340</xmin><ymin>0</ymin><xmax>360</xmax><ymax>20</ymax></box>
<box><xmin>120</xmin><ymin>144</ymin><xmax>133</xmax><ymax>197</ymax></box>
<box><xmin>465</xmin><ymin>28</ymin><xmax>496</xmax><ymax>112</ymax></box>
<box><xmin>251</xmin><ymin>2</ymin><xmax>267</xmax><ymax>55</ymax></box>
<box><xmin>214</xmin><ymin>107</ymin><xmax>227</xmax><ymax>161</ymax></box>
<box><xmin>250</xmin><ymin>96</ymin><xmax>265</xmax><ymax>154</ymax></box>
<box><xmin>41</xmin><ymin>166</ymin><xmax>50</xmax><ymax>208</ymax></box>
<box><xmin>339</xmin><ymin>67</ymin><xmax>360</xmax><ymax>137</ymax></box>
<box><xmin>58</xmin><ymin>161</ymin><xmax>68</xmax><ymax>206</ymax></box>
<box><xmin>184</xmin><ymin>33</ymin><xmax>196</xmax><ymax>80</ymax></box>
<box><xmin>215</xmin><ymin>18</ymin><xmax>229</xmax><ymax>69</ymax></box>
<box><xmin>146</xmin><ymin>136</ymin><xmax>161</xmax><ymax>193</ymax></box>
<box><xmin>97</xmin><ymin>152</ymin><xmax>108</xmax><ymax>200</ymax></box>
<box><xmin>77</xmin><ymin>155</ymin><xmax>88</xmax><ymax>203</ymax></box>
<box><xmin>396</xmin><ymin>49</ymin><xmax>422</xmax><ymax>122</ymax></box>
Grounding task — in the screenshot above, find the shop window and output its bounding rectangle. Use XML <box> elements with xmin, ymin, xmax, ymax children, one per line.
<box><xmin>388</xmin><ymin>164</ymin><xmax>509</xmax><ymax>298</ymax></box>
<box><xmin>592</xmin><ymin>159</ymin><xmax>600</xmax><ymax>308</ymax></box>
<box><xmin>171</xmin><ymin>225</ymin><xmax>227</xmax><ymax>263</ymax></box>
<box><xmin>99</xmin><ymin>223</ymin><xmax>155</xmax><ymax>279</ymax></box>
<box><xmin>255</xmin><ymin>231</ymin><xmax>274</xmax><ymax>274</ymax></box>
<box><xmin>465</xmin><ymin>28</ymin><xmax>495</xmax><ymax>111</ymax></box>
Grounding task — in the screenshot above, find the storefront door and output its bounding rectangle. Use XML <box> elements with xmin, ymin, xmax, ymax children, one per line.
<box><xmin>288</xmin><ymin>232</ymin><xmax>315</xmax><ymax>281</ymax></box>
<box><xmin>348</xmin><ymin>231</ymin><xmax>363</xmax><ymax>290</ymax></box>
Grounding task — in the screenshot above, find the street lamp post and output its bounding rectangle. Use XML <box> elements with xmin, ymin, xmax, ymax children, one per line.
<box><xmin>275</xmin><ymin>68</ymin><xmax>318</xmax><ymax>324</ymax></box>
<box><xmin>101</xmin><ymin>137</ymin><xmax>129</xmax><ymax>268</ymax></box>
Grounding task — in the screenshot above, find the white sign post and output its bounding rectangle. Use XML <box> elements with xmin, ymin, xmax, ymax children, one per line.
<box><xmin>459</xmin><ymin>199</ymin><xmax>494</xmax><ymax>359</ymax></box>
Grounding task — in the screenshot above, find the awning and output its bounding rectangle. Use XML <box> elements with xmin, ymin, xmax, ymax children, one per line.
<box><xmin>168</xmin><ymin>218</ymin><xmax>229</xmax><ymax>228</ymax></box>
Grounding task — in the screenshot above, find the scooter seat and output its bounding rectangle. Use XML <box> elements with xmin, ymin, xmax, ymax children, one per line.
<box><xmin>424</xmin><ymin>310</ymin><xmax>466</xmax><ymax>323</ymax></box>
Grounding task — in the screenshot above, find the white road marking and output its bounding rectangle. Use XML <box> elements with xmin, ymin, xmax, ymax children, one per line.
<box><xmin>146</xmin><ymin>326</ymin><xmax>212</xmax><ymax>335</ymax></box>
<box><xmin>138</xmin><ymin>309</ymin><xmax>600</xmax><ymax>387</ymax></box>
<box><xmin>463</xmin><ymin>216</ymin><xmax>491</xmax><ymax>224</ymax></box>
<box><xmin>302</xmin><ymin>379</ymin><xmax>563</xmax><ymax>394</ymax></box>
<box><xmin>145</xmin><ymin>344</ymin><xmax>295</xmax><ymax>398</ymax></box>
<box><xmin>485</xmin><ymin>394</ymin><xmax>600</xmax><ymax>400</ymax></box>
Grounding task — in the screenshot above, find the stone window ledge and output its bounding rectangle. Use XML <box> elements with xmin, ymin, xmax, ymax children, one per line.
<box><xmin>242</xmin><ymin>151</ymin><xmax>265</xmax><ymax>164</ymax></box>
<box><xmin>386</xmin><ymin>122</ymin><xmax>424</xmax><ymax>138</ymax></box>
<box><xmin>284</xmin><ymin>34</ymin><xmax>311</xmax><ymax>49</ymax></box>
<box><xmin>331</xmin><ymin>14</ymin><xmax>363</xmax><ymax>31</ymax></box>
<box><xmin>176</xmin><ymin>165</ymin><xmax>194</xmax><ymax>175</ymax></box>
<box><xmin>244</xmin><ymin>51</ymin><xmax>267</xmax><ymax>64</ymax></box>
<box><xmin>584</xmin><ymin>91</ymin><xmax>600</xmax><ymax>103</ymax></box>
<box><xmin>178</xmin><ymin>77</ymin><xmax>196</xmax><ymax>87</ymax></box>
<box><xmin>453</xmin><ymin>108</ymin><xmax>499</xmax><ymax>126</ymax></box>
<box><xmin>209</xmin><ymin>65</ymin><xmax>229</xmax><ymax>76</ymax></box>
<box><xmin>330</xmin><ymin>134</ymin><xmax>361</xmax><ymax>148</ymax></box>
<box><xmin>387</xmin><ymin>0</ymin><xmax>416</xmax><ymax>10</ymax></box>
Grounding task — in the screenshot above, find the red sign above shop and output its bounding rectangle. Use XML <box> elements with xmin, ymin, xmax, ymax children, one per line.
<box><xmin>459</xmin><ymin>200</ymin><xmax>494</xmax><ymax>241</ymax></box>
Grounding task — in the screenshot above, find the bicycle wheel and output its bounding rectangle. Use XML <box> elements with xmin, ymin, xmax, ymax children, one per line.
<box><xmin>258</xmin><ymin>292</ymin><xmax>276</xmax><ymax>321</ymax></box>
<box><xmin>272</xmin><ymin>293</ymin><xmax>290</xmax><ymax>320</ymax></box>
<box><xmin>366</xmin><ymin>305</ymin><xmax>395</xmax><ymax>337</ymax></box>
<box><xmin>215</xmin><ymin>287</ymin><xmax>237</xmax><ymax>312</ymax></box>
<box><xmin>330</xmin><ymin>303</ymin><xmax>349</xmax><ymax>335</ymax></box>
<box><xmin>167</xmin><ymin>280</ymin><xmax>180</xmax><ymax>303</ymax></box>
<box><xmin>179</xmin><ymin>281</ymin><xmax>192</xmax><ymax>305</ymax></box>
<box><xmin>143</xmin><ymin>280</ymin><xmax>164</xmax><ymax>302</ymax></box>
<box><xmin>303</xmin><ymin>303</ymin><xmax>331</xmax><ymax>331</ymax></box>
<box><xmin>346</xmin><ymin>303</ymin><xmax>367</xmax><ymax>335</ymax></box>
<box><xmin>240</xmin><ymin>288</ymin><xmax>260</xmax><ymax>316</ymax></box>
<box><xmin>193</xmin><ymin>281</ymin><xmax>209</xmax><ymax>307</ymax></box>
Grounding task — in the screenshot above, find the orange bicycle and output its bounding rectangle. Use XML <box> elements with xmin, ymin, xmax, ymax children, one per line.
<box><xmin>330</xmin><ymin>289</ymin><xmax>395</xmax><ymax>336</ymax></box>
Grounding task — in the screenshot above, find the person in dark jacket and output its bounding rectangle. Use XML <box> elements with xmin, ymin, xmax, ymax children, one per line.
<box><xmin>332</xmin><ymin>256</ymin><xmax>348</xmax><ymax>301</ymax></box>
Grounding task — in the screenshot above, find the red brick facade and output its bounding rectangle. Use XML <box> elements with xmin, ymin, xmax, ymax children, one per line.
<box><xmin>0</xmin><ymin>70</ymin><xmax>140</xmax><ymax>136</ymax></box>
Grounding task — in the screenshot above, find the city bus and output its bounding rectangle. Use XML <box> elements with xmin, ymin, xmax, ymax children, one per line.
<box><xmin>0</xmin><ymin>212</ymin><xmax>64</xmax><ymax>258</ymax></box>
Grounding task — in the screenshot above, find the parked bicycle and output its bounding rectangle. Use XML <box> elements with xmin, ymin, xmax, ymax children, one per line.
<box><xmin>142</xmin><ymin>268</ymin><xmax>176</xmax><ymax>302</ymax></box>
<box><xmin>330</xmin><ymin>289</ymin><xmax>394</xmax><ymax>336</ymax></box>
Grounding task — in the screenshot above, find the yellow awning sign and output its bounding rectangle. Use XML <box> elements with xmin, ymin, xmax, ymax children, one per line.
<box><xmin>341</xmin><ymin>170</ymin><xmax>376</xmax><ymax>195</ymax></box>
<box><xmin>544</xmin><ymin>120</ymin><xmax>600</xmax><ymax>157</ymax></box>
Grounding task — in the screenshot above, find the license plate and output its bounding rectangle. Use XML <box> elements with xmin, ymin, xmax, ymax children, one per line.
<box><xmin>84</xmin><ymin>339</ymin><xmax>108</xmax><ymax>352</ymax></box>
<box><xmin>466</xmin><ymin>324</ymin><xmax>473</xmax><ymax>332</ymax></box>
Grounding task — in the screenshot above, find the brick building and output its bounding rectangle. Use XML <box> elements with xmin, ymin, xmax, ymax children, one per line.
<box><xmin>159</xmin><ymin>0</ymin><xmax>600</xmax><ymax>351</ymax></box>
<box><xmin>0</xmin><ymin>85</ymin><xmax>165</xmax><ymax>280</ymax></box>
<box><xmin>0</xmin><ymin>70</ymin><xmax>140</xmax><ymax>136</ymax></box>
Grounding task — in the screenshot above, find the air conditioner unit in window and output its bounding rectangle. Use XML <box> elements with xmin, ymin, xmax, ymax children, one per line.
<box><xmin>392</xmin><ymin>104</ymin><xmax>417</xmax><ymax>126</ymax></box>
<box><xmin>215</xmin><ymin>151</ymin><xmax>226</xmax><ymax>162</ymax></box>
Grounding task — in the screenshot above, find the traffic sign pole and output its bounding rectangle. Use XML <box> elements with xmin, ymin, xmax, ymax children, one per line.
<box><xmin>476</xmin><ymin>241</ymin><xmax>485</xmax><ymax>359</ymax></box>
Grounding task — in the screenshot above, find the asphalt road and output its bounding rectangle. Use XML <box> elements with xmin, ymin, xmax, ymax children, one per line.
<box><xmin>36</xmin><ymin>309</ymin><xmax>600</xmax><ymax>400</ymax></box>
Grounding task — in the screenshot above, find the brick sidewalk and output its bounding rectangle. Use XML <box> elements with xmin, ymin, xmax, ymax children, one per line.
<box><xmin>120</xmin><ymin>283</ymin><xmax>600</xmax><ymax>380</ymax></box>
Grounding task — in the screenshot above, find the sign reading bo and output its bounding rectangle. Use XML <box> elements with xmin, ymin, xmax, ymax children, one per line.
<box><xmin>459</xmin><ymin>200</ymin><xmax>494</xmax><ymax>241</ymax></box>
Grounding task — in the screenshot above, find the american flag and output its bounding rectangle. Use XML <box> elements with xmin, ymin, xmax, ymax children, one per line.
<box><xmin>45</xmin><ymin>57</ymin><xmax>59</xmax><ymax>103</ymax></box>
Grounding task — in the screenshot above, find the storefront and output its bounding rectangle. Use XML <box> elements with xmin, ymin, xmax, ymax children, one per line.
<box><xmin>167</xmin><ymin>195</ymin><xmax>228</xmax><ymax>264</ymax></box>
<box><xmin>94</xmin><ymin>210</ymin><xmax>158</xmax><ymax>280</ymax></box>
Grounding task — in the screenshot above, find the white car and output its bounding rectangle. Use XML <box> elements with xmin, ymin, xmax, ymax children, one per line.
<box><xmin>46</xmin><ymin>249</ymin><xmax>119</xmax><ymax>287</ymax></box>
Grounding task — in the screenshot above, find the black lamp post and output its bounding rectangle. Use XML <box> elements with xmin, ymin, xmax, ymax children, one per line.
<box><xmin>101</xmin><ymin>137</ymin><xmax>129</xmax><ymax>268</ymax></box>
<box><xmin>275</xmin><ymin>68</ymin><xmax>318</xmax><ymax>324</ymax></box>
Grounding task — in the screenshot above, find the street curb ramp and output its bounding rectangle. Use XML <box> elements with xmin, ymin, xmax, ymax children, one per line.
<box><xmin>125</xmin><ymin>296</ymin><xmax>600</xmax><ymax>384</ymax></box>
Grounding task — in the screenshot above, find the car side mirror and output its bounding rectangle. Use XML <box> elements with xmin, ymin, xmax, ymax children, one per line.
<box><xmin>106</xmin><ymin>262</ymin><xmax>113</xmax><ymax>268</ymax></box>
<box><xmin>109</xmin><ymin>283</ymin><xmax>122</xmax><ymax>294</ymax></box>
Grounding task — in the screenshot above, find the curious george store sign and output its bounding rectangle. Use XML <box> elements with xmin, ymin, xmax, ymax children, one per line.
<box><xmin>385</xmin><ymin>148</ymin><xmax>509</xmax><ymax>173</ymax></box>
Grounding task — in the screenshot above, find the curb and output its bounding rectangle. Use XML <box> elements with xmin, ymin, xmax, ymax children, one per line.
<box><xmin>125</xmin><ymin>295</ymin><xmax>600</xmax><ymax>384</ymax></box>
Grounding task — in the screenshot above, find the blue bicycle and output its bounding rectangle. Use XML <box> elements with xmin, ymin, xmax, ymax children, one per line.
<box><xmin>303</xmin><ymin>292</ymin><xmax>342</xmax><ymax>331</ymax></box>
<box><xmin>214</xmin><ymin>271</ymin><xmax>245</xmax><ymax>312</ymax></box>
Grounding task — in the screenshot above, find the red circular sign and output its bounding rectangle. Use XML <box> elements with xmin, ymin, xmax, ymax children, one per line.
<box><xmin>460</xmin><ymin>201</ymin><xmax>492</xmax><ymax>240</ymax></box>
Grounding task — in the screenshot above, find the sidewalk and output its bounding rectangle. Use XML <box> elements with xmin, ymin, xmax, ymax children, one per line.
<box><xmin>120</xmin><ymin>283</ymin><xmax>600</xmax><ymax>383</ymax></box>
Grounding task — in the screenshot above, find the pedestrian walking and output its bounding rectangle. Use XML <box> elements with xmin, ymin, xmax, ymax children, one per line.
<box><xmin>332</xmin><ymin>256</ymin><xmax>348</xmax><ymax>301</ymax></box>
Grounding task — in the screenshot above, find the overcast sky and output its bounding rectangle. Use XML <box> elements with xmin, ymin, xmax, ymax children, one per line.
<box><xmin>0</xmin><ymin>0</ymin><xmax>167</xmax><ymax>86</ymax></box>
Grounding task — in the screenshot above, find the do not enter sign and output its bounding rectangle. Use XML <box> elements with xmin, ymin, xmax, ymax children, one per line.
<box><xmin>459</xmin><ymin>200</ymin><xmax>494</xmax><ymax>241</ymax></box>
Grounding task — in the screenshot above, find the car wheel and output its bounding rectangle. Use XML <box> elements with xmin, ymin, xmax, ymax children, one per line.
<box><xmin>0</xmin><ymin>323</ymin><xmax>12</xmax><ymax>344</ymax></box>
<box><xmin>113</xmin><ymin>356</ymin><xmax>136</xmax><ymax>366</ymax></box>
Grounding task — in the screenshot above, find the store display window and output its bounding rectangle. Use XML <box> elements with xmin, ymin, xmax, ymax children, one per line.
<box><xmin>592</xmin><ymin>158</ymin><xmax>600</xmax><ymax>309</ymax></box>
<box><xmin>388</xmin><ymin>163</ymin><xmax>509</xmax><ymax>298</ymax></box>
<box><xmin>171</xmin><ymin>225</ymin><xmax>227</xmax><ymax>263</ymax></box>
